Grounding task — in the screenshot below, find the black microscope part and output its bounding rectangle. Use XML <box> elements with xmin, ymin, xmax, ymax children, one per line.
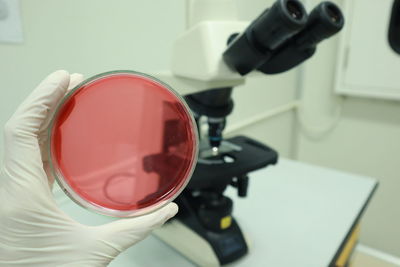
<box><xmin>251</xmin><ymin>0</ymin><xmax>307</xmax><ymax>51</ymax></box>
<box><xmin>295</xmin><ymin>1</ymin><xmax>344</xmax><ymax>49</ymax></box>
<box><xmin>223</xmin><ymin>0</ymin><xmax>344</xmax><ymax>76</ymax></box>
<box><xmin>186</xmin><ymin>136</ymin><xmax>278</xmax><ymax>191</ymax></box>
<box><xmin>389</xmin><ymin>0</ymin><xmax>400</xmax><ymax>55</ymax></box>
<box><xmin>198</xmin><ymin>193</ymin><xmax>233</xmax><ymax>232</ymax></box>
<box><xmin>231</xmin><ymin>175</ymin><xmax>249</xmax><ymax>197</ymax></box>
<box><xmin>185</xmin><ymin>87</ymin><xmax>233</xmax><ymax>148</ymax></box>
<box><xmin>175</xmin><ymin>136</ymin><xmax>278</xmax><ymax>265</ymax></box>
<box><xmin>258</xmin><ymin>1</ymin><xmax>344</xmax><ymax>74</ymax></box>
<box><xmin>175</xmin><ymin>192</ymin><xmax>249</xmax><ymax>265</ymax></box>
<box><xmin>208</xmin><ymin>118</ymin><xmax>226</xmax><ymax>148</ymax></box>
<box><xmin>184</xmin><ymin>87</ymin><xmax>233</xmax><ymax>118</ymax></box>
<box><xmin>222</xmin><ymin>0</ymin><xmax>308</xmax><ymax>75</ymax></box>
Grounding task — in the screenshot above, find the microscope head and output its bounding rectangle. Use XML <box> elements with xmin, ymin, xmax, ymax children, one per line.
<box><xmin>258</xmin><ymin>1</ymin><xmax>344</xmax><ymax>74</ymax></box>
<box><xmin>223</xmin><ymin>1</ymin><xmax>344</xmax><ymax>75</ymax></box>
<box><xmin>223</xmin><ymin>0</ymin><xmax>308</xmax><ymax>75</ymax></box>
<box><xmin>185</xmin><ymin>0</ymin><xmax>344</xmax><ymax>151</ymax></box>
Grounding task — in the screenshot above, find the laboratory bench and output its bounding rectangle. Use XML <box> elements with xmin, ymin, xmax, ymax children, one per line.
<box><xmin>55</xmin><ymin>158</ymin><xmax>377</xmax><ymax>267</ymax></box>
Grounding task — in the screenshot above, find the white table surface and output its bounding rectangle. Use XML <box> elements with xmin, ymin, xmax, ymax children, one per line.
<box><xmin>56</xmin><ymin>158</ymin><xmax>377</xmax><ymax>267</ymax></box>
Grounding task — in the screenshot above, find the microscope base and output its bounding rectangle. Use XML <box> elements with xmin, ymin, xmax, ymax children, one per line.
<box><xmin>153</xmin><ymin>220</ymin><xmax>250</xmax><ymax>267</ymax></box>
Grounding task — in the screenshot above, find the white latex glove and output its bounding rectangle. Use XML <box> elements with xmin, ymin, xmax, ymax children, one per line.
<box><xmin>0</xmin><ymin>70</ymin><xmax>178</xmax><ymax>266</ymax></box>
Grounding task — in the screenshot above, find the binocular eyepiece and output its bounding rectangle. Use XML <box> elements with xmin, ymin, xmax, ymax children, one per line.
<box><xmin>223</xmin><ymin>0</ymin><xmax>344</xmax><ymax>75</ymax></box>
<box><xmin>296</xmin><ymin>2</ymin><xmax>344</xmax><ymax>49</ymax></box>
<box><xmin>251</xmin><ymin>0</ymin><xmax>307</xmax><ymax>51</ymax></box>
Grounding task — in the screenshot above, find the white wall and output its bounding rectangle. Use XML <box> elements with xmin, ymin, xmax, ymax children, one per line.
<box><xmin>0</xmin><ymin>0</ymin><xmax>186</xmax><ymax>158</ymax></box>
<box><xmin>296</xmin><ymin>0</ymin><xmax>400</xmax><ymax>257</ymax></box>
<box><xmin>0</xmin><ymin>1</ymin><xmax>296</xmax><ymax>161</ymax></box>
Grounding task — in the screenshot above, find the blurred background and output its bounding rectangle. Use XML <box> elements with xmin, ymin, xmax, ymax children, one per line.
<box><xmin>0</xmin><ymin>0</ymin><xmax>399</xmax><ymax>266</ymax></box>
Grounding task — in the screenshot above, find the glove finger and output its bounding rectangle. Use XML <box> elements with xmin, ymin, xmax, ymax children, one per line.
<box><xmin>39</xmin><ymin>73</ymin><xmax>84</xmax><ymax>163</ymax></box>
<box><xmin>39</xmin><ymin>73</ymin><xmax>84</xmax><ymax>137</ymax></box>
<box><xmin>95</xmin><ymin>203</ymin><xmax>178</xmax><ymax>253</ymax></box>
<box><xmin>67</xmin><ymin>73</ymin><xmax>84</xmax><ymax>92</ymax></box>
<box><xmin>3</xmin><ymin>70</ymin><xmax>70</xmax><ymax>186</ymax></box>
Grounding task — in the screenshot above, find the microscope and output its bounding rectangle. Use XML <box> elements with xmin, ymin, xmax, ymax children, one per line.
<box><xmin>150</xmin><ymin>0</ymin><xmax>344</xmax><ymax>266</ymax></box>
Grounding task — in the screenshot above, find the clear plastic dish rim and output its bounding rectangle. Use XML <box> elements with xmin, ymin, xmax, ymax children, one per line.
<box><xmin>48</xmin><ymin>70</ymin><xmax>199</xmax><ymax>218</ymax></box>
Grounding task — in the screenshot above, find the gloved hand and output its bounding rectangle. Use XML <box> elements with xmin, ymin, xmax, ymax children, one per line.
<box><xmin>0</xmin><ymin>70</ymin><xmax>178</xmax><ymax>267</ymax></box>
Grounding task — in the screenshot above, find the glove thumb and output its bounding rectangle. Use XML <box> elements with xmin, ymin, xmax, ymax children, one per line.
<box><xmin>94</xmin><ymin>203</ymin><xmax>178</xmax><ymax>255</ymax></box>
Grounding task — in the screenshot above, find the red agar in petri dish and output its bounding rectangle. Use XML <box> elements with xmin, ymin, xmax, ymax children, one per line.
<box><xmin>49</xmin><ymin>71</ymin><xmax>198</xmax><ymax>217</ymax></box>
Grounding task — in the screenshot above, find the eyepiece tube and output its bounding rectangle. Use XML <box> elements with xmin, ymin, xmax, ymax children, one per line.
<box><xmin>223</xmin><ymin>0</ymin><xmax>308</xmax><ymax>75</ymax></box>
<box><xmin>252</xmin><ymin>0</ymin><xmax>308</xmax><ymax>50</ymax></box>
<box><xmin>295</xmin><ymin>1</ymin><xmax>344</xmax><ymax>48</ymax></box>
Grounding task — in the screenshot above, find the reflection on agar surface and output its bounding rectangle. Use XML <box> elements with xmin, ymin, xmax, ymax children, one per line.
<box><xmin>51</xmin><ymin>73</ymin><xmax>196</xmax><ymax>212</ymax></box>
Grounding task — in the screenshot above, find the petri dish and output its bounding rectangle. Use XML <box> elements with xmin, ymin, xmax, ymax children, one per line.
<box><xmin>49</xmin><ymin>70</ymin><xmax>198</xmax><ymax>217</ymax></box>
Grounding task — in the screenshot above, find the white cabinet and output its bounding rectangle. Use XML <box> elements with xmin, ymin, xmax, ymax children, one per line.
<box><xmin>335</xmin><ymin>0</ymin><xmax>400</xmax><ymax>100</ymax></box>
